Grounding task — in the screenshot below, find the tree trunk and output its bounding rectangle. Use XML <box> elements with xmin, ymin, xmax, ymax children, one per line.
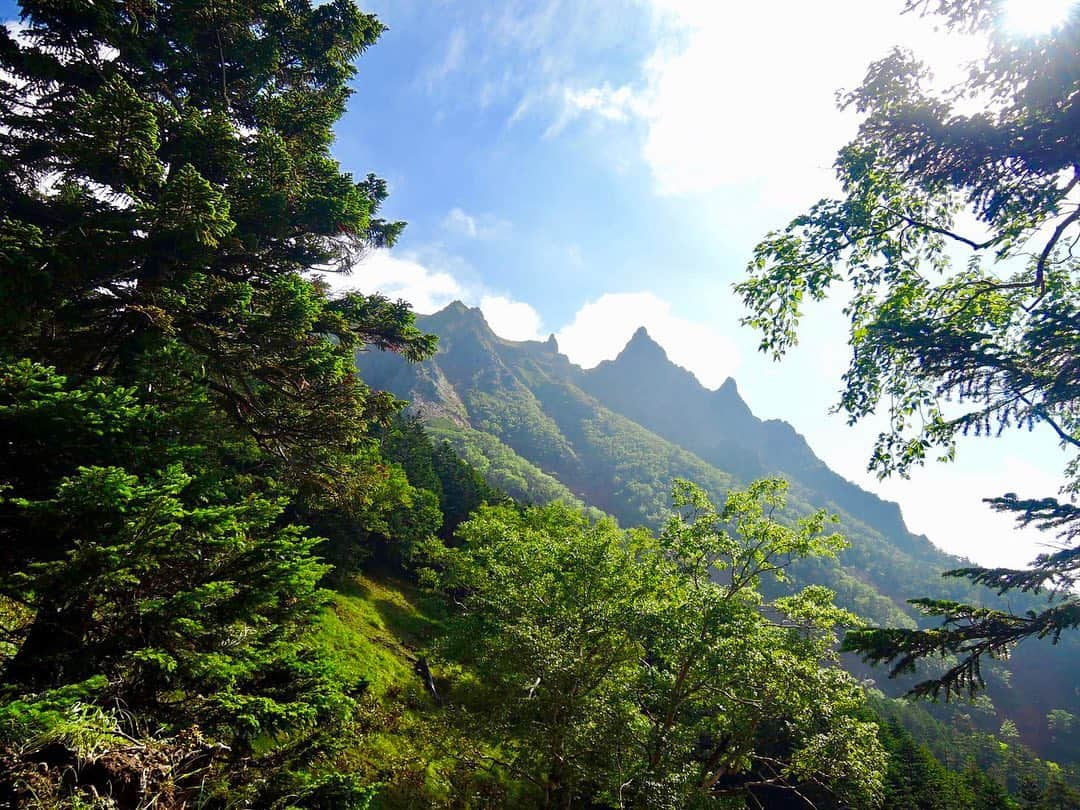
<box><xmin>4</xmin><ymin>597</ymin><xmax>92</xmax><ymax>688</ymax></box>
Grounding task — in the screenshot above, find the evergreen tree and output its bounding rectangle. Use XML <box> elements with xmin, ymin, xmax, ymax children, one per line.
<box><xmin>0</xmin><ymin>0</ymin><xmax>434</xmax><ymax>493</ymax></box>
<box><xmin>0</xmin><ymin>0</ymin><xmax>433</xmax><ymax>803</ymax></box>
<box><xmin>430</xmin><ymin>438</ymin><xmax>506</xmax><ymax>538</ymax></box>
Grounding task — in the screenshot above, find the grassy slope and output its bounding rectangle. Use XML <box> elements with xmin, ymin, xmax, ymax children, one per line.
<box><xmin>311</xmin><ymin>573</ymin><xmax>526</xmax><ymax>807</ymax></box>
<box><xmin>316</xmin><ymin>574</ymin><xmax>444</xmax><ymax>695</ymax></box>
<box><xmin>311</xmin><ymin>574</ymin><xmax>459</xmax><ymax>806</ymax></box>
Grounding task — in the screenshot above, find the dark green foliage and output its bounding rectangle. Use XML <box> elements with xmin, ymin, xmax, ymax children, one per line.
<box><xmin>874</xmin><ymin>719</ymin><xmax>1017</xmax><ymax>810</ymax></box>
<box><xmin>430</xmin><ymin>439</ymin><xmax>506</xmax><ymax>537</ymax></box>
<box><xmin>0</xmin><ymin>0</ymin><xmax>434</xmax><ymax>496</ymax></box>
<box><xmin>0</xmin><ymin>0</ymin><xmax>1073</xmax><ymax>802</ymax></box>
<box><xmin>378</xmin><ymin>414</ymin><xmax>507</xmax><ymax>540</ymax></box>
<box><xmin>0</xmin><ymin>361</ymin><xmax>358</xmax><ymax>805</ymax></box>
<box><xmin>0</xmin><ymin>0</ymin><xmax>437</xmax><ymax>803</ymax></box>
<box><xmin>381</xmin><ymin>414</ymin><xmax>445</xmax><ymax>498</ymax></box>
<box><xmin>1027</xmin><ymin>776</ymin><xmax>1080</xmax><ymax>809</ymax></box>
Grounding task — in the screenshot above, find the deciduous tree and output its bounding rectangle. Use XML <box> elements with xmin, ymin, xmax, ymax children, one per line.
<box><xmin>737</xmin><ymin>0</ymin><xmax>1080</xmax><ymax>697</ymax></box>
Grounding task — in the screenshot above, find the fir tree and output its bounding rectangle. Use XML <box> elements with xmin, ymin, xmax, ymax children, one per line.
<box><xmin>738</xmin><ymin>0</ymin><xmax>1080</xmax><ymax>696</ymax></box>
<box><xmin>0</xmin><ymin>0</ymin><xmax>433</xmax><ymax>803</ymax></box>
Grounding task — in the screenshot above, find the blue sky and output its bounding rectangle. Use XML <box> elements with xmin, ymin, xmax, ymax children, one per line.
<box><xmin>3</xmin><ymin>0</ymin><xmax>1072</xmax><ymax>567</ymax></box>
<box><xmin>329</xmin><ymin>0</ymin><xmax>1069</xmax><ymax>569</ymax></box>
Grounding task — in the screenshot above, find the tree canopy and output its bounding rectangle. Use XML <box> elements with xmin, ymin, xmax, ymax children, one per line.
<box><xmin>423</xmin><ymin>479</ymin><xmax>885</xmax><ymax>808</ymax></box>
<box><xmin>737</xmin><ymin>0</ymin><xmax>1080</xmax><ymax>696</ymax></box>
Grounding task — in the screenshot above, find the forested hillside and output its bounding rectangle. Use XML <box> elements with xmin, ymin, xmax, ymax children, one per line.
<box><xmin>2</xmin><ymin>0</ymin><xmax>1079</xmax><ymax>807</ymax></box>
<box><xmin>356</xmin><ymin>301</ymin><xmax>1080</xmax><ymax>760</ymax></box>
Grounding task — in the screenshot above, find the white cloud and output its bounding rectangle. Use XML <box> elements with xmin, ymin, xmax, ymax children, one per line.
<box><xmin>544</xmin><ymin>82</ymin><xmax>650</xmax><ymax>138</ymax></box>
<box><xmin>441</xmin><ymin>207</ymin><xmax>511</xmax><ymax>239</ymax></box>
<box><xmin>480</xmin><ymin>295</ymin><xmax>545</xmax><ymax>341</ymax></box>
<box><xmin>316</xmin><ymin>250</ymin><xmax>466</xmax><ymax>314</ymax></box>
<box><xmin>443</xmin><ymin>207</ymin><xmax>480</xmax><ymax>238</ymax></box>
<box><xmin>1002</xmin><ymin>0</ymin><xmax>1077</xmax><ymax>37</ymax></box>
<box><xmin>549</xmin><ymin>1</ymin><xmax>986</xmax><ymax>202</ymax></box>
<box><xmin>564</xmin><ymin>83</ymin><xmax>647</xmax><ymax>123</ymax></box>
<box><xmin>313</xmin><ymin>249</ymin><xmax>544</xmax><ymax>341</ymax></box>
<box><xmin>555</xmin><ymin>291</ymin><xmax>739</xmax><ymax>389</ymax></box>
<box><xmin>320</xmin><ymin>259</ymin><xmax>732</xmax><ymax>376</ymax></box>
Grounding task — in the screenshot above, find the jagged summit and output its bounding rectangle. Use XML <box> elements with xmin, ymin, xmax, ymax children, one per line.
<box><xmin>627</xmin><ymin>325</ymin><xmax>659</xmax><ymax>346</ymax></box>
<box><xmin>717</xmin><ymin>376</ymin><xmax>738</xmax><ymax>395</ymax></box>
<box><xmin>356</xmin><ymin>300</ymin><xmax>960</xmax><ymax>621</ymax></box>
<box><xmin>433</xmin><ymin>300</ymin><xmax>485</xmax><ymax>320</ymax></box>
<box><xmin>360</xmin><ymin>300</ymin><xmax>941</xmax><ymax>565</ymax></box>
<box><xmin>615</xmin><ymin>326</ymin><xmax>670</xmax><ymax>365</ymax></box>
<box><xmin>426</xmin><ymin>300</ymin><xmax>494</xmax><ymax>337</ymax></box>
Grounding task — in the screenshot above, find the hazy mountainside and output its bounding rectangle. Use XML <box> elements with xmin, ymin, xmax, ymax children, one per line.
<box><xmin>582</xmin><ymin>327</ymin><xmax>942</xmax><ymax>564</ymax></box>
<box><xmin>357</xmin><ymin>302</ymin><xmax>969</xmax><ymax>620</ymax></box>
<box><xmin>356</xmin><ymin>301</ymin><xmax>1080</xmax><ymax>752</ymax></box>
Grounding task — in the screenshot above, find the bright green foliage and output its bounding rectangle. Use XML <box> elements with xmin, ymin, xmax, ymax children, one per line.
<box><xmin>424</xmin><ymin>502</ymin><xmax>654</xmax><ymax>807</ymax></box>
<box><xmin>316</xmin><ymin>414</ymin><xmax>508</xmax><ymax>576</ymax></box>
<box><xmin>360</xmin><ymin>302</ymin><xmax>1080</xmax><ymax>764</ymax></box>
<box><xmin>357</xmin><ymin>303</ymin><xmax>989</xmax><ymax>630</ymax></box>
<box><xmin>737</xmin><ymin>0</ymin><xmax>1080</xmax><ymax>697</ymax></box>
<box><xmin>636</xmin><ymin>479</ymin><xmax>882</xmax><ymax>809</ymax></box>
<box><xmin>5</xmin><ymin>457</ymin><xmax>339</xmax><ymax>738</ymax></box>
<box><xmin>424</xmin><ymin>480</ymin><xmax>886</xmax><ymax>808</ymax></box>
<box><xmin>427</xmin><ymin>418</ymin><xmax>585</xmax><ymax>509</ymax></box>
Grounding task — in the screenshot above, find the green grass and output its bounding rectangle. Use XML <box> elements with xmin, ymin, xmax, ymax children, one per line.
<box><xmin>307</xmin><ymin>572</ymin><xmax>504</xmax><ymax>807</ymax></box>
<box><xmin>315</xmin><ymin>572</ymin><xmax>446</xmax><ymax>696</ymax></box>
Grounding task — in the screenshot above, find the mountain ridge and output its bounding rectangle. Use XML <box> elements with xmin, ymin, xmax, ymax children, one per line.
<box><xmin>357</xmin><ymin>302</ymin><xmax>966</xmax><ymax>608</ymax></box>
<box><xmin>576</xmin><ymin>319</ymin><xmax>943</xmax><ymax>564</ymax></box>
<box><xmin>355</xmin><ymin>300</ymin><xmax>1080</xmax><ymax>747</ymax></box>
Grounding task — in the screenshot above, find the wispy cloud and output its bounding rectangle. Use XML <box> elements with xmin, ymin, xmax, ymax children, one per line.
<box><xmin>563</xmin><ymin>83</ymin><xmax>647</xmax><ymax>123</ymax></box>
<box><xmin>441</xmin><ymin>207</ymin><xmax>511</xmax><ymax>239</ymax></box>
<box><xmin>527</xmin><ymin>1</ymin><xmax>986</xmax><ymax>202</ymax></box>
<box><xmin>416</xmin><ymin>0</ymin><xmax>654</xmax><ymax>125</ymax></box>
<box><xmin>424</xmin><ymin>27</ymin><xmax>467</xmax><ymax>90</ymax></box>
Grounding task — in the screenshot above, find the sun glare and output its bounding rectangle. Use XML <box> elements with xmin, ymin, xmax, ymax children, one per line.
<box><xmin>1002</xmin><ymin>0</ymin><xmax>1077</xmax><ymax>36</ymax></box>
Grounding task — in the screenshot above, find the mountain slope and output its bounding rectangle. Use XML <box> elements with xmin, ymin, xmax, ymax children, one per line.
<box><xmin>355</xmin><ymin>302</ymin><xmax>1080</xmax><ymax>754</ymax></box>
<box><xmin>580</xmin><ymin>326</ymin><xmax>940</xmax><ymax>563</ymax></box>
<box><xmin>354</xmin><ymin>303</ymin><xmax>970</xmax><ymax>624</ymax></box>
